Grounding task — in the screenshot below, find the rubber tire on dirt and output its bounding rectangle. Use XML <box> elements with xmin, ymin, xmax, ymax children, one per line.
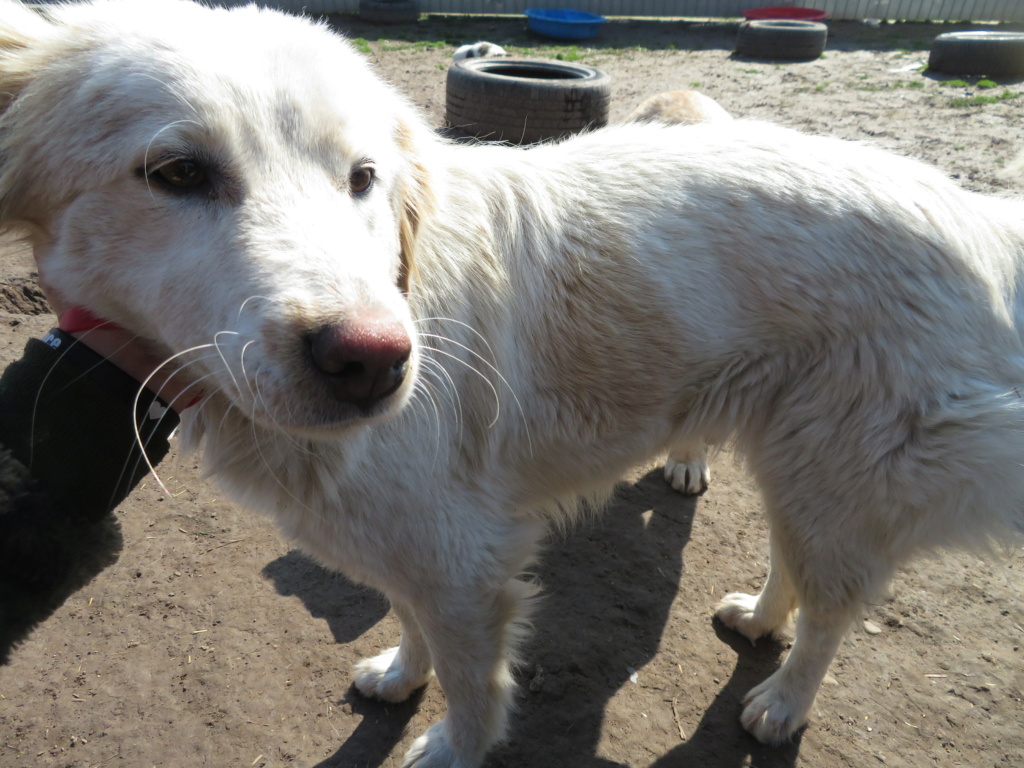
<box><xmin>358</xmin><ymin>0</ymin><xmax>419</xmax><ymax>25</ymax></box>
<box><xmin>446</xmin><ymin>58</ymin><xmax>611</xmax><ymax>145</ymax></box>
<box><xmin>735</xmin><ymin>20</ymin><xmax>828</xmax><ymax>61</ymax></box>
<box><xmin>928</xmin><ymin>31</ymin><xmax>1024</xmax><ymax>77</ymax></box>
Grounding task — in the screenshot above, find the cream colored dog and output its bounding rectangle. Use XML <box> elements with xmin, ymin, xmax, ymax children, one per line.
<box><xmin>625</xmin><ymin>89</ymin><xmax>732</xmax><ymax>125</ymax></box>
<box><xmin>2</xmin><ymin>2</ymin><xmax>1024</xmax><ymax>767</ymax></box>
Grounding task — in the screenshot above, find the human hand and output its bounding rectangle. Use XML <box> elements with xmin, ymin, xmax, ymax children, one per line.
<box><xmin>40</xmin><ymin>282</ymin><xmax>201</xmax><ymax>412</ymax></box>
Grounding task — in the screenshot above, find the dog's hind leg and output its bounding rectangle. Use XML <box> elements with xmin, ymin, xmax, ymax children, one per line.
<box><xmin>664</xmin><ymin>437</ymin><xmax>710</xmax><ymax>495</ymax></box>
<box><xmin>354</xmin><ymin>601</ymin><xmax>434</xmax><ymax>702</ymax></box>
<box><xmin>716</xmin><ymin>484</ymin><xmax>875</xmax><ymax>744</ymax></box>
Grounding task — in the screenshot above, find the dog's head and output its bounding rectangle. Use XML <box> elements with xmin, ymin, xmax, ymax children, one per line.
<box><xmin>0</xmin><ymin>0</ymin><xmax>434</xmax><ymax>436</ymax></box>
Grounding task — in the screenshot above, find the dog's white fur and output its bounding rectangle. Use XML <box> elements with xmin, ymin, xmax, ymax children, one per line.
<box><xmin>624</xmin><ymin>89</ymin><xmax>732</xmax><ymax>494</ymax></box>
<box><xmin>3</xmin><ymin>2</ymin><xmax>1024</xmax><ymax>766</ymax></box>
<box><xmin>453</xmin><ymin>41</ymin><xmax>508</xmax><ymax>61</ymax></box>
<box><xmin>625</xmin><ymin>89</ymin><xmax>733</xmax><ymax>126</ymax></box>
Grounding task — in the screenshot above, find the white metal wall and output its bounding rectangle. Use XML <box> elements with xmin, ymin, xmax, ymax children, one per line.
<box><xmin>235</xmin><ymin>0</ymin><xmax>1024</xmax><ymax>22</ymax></box>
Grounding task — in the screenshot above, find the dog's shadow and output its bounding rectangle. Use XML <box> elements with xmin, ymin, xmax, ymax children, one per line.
<box><xmin>262</xmin><ymin>551</ymin><xmax>389</xmax><ymax>644</ymax></box>
<box><xmin>273</xmin><ymin>469</ymin><xmax>798</xmax><ymax>768</ymax></box>
<box><xmin>488</xmin><ymin>470</ymin><xmax>798</xmax><ymax>768</ymax></box>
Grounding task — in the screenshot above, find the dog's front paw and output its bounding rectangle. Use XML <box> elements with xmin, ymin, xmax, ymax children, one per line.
<box><xmin>664</xmin><ymin>455</ymin><xmax>710</xmax><ymax>495</ymax></box>
<box><xmin>739</xmin><ymin>671</ymin><xmax>809</xmax><ymax>745</ymax></box>
<box><xmin>402</xmin><ymin>722</ymin><xmax>478</xmax><ymax>768</ymax></box>
<box><xmin>354</xmin><ymin>647</ymin><xmax>432</xmax><ymax>703</ymax></box>
<box><xmin>714</xmin><ymin>592</ymin><xmax>782</xmax><ymax>644</ymax></box>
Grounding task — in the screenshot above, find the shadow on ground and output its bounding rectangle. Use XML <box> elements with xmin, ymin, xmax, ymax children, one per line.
<box><xmin>281</xmin><ymin>468</ymin><xmax>795</xmax><ymax>768</ymax></box>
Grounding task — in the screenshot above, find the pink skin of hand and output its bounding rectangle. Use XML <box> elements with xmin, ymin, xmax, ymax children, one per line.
<box><xmin>43</xmin><ymin>284</ymin><xmax>199</xmax><ymax>414</ymax></box>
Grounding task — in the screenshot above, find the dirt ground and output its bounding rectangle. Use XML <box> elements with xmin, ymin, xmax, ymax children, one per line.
<box><xmin>3</xmin><ymin>13</ymin><xmax>1024</xmax><ymax>768</ymax></box>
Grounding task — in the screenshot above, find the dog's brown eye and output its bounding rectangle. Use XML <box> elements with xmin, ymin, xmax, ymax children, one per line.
<box><xmin>349</xmin><ymin>166</ymin><xmax>375</xmax><ymax>195</ymax></box>
<box><xmin>154</xmin><ymin>159</ymin><xmax>208</xmax><ymax>189</ymax></box>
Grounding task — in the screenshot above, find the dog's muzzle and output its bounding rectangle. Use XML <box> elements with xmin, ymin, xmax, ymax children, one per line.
<box><xmin>306</xmin><ymin>317</ymin><xmax>411</xmax><ymax>411</ymax></box>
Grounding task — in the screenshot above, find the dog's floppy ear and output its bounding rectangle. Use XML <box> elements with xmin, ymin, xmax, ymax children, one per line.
<box><xmin>0</xmin><ymin>2</ymin><xmax>58</xmax><ymax>111</ymax></box>
<box><xmin>394</xmin><ymin>118</ymin><xmax>435</xmax><ymax>295</ymax></box>
<box><xmin>0</xmin><ymin>2</ymin><xmax>61</xmax><ymax>221</ymax></box>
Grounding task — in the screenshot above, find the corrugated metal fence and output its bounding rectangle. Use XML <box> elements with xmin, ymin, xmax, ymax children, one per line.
<box><xmin>229</xmin><ymin>0</ymin><xmax>1024</xmax><ymax>22</ymax></box>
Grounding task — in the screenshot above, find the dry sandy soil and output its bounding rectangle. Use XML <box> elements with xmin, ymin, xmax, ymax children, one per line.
<box><xmin>2</xmin><ymin>13</ymin><xmax>1024</xmax><ymax>768</ymax></box>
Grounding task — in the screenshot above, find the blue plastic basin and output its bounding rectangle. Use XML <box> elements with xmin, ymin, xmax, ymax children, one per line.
<box><xmin>524</xmin><ymin>8</ymin><xmax>606</xmax><ymax>40</ymax></box>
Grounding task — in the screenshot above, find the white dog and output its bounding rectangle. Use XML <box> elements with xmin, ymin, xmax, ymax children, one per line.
<box><xmin>453</xmin><ymin>40</ymin><xmax>508</xmax><ymax>61</ymax></box>
<box><xmin>625</xmin><ymin>89</ymin><xmax>733</xmax><ymax>125</ymax></box>
<box><xmin>2</xmin><ymin>2</ymin><xmax>1023</xmax><ymax>767</ymax></box>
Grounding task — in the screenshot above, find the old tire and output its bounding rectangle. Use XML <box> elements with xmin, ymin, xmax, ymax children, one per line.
<box><xmin>446</xmin><ymin>58</ymin><xmax>611</xmax><ymax>145</ymax></box>
<box><xmin>736</xmin><ymin>20</ymin><xmax>828</xmax><ymax>61</ymax></box>
<box><xmin>358</xmin><ymin>0</ymin><xmax>419</xmax><ymax>25</ymax></box>
<box><xmin>928</xmin><ymin>31</ymin><xmax>1024</xmax><ymax>77</ymax></box>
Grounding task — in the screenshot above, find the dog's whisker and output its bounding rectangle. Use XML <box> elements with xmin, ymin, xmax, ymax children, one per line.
<box><xmin>132</xmin><ymin>343</ymin><xmax>223</xmax><ymax>494</ymax></box>
<box><xmin>118</xmin><ymin>362</ymin><xmax>225</xmax><ymax>506</ymax></box>
<box><xmin>419</xmin><ymin>356</ymin><xmax>463</xmax><ymax>446</ymax></box>
<box><xmin>417</xmin><ymin>330</ymin><xmax>531</xmax><ymax>453</ymax></box>
<box><xmin>132</xmin><ymin>72</ymin><xmax>202</xmax><ymax>116</ymax></box>
<box><xmin>418</xmin><ymin>338</ymin><xmax>531</xmax><ymax>456</ymax></box>
<box><xmin>246</xmin><ymin>365</ymin><xmax>312</xmax><ymax>458</ymax></box>
<box><xmin>415</xmin><ymin>316</ymin><xmax>499</xmax><ymax>363</ymax></box>
<box><xmin>246</xmin><ymin>374</ymin><xmax>320</xmax><ymax>516</ymax></box>
<box><xmin>419</xmin><ymin>343</ymin><xmax>502</xmax><ymax>425</ymax></box>
<box><xmin>407</xmin><ymin>387</ymin><xmax>443</xmax><ymax>470</ymax></box>
<box><xmin>137</xmin><ymin>346</ymin><xmax>222</xmax><ymax>407</ymax></box>
<box><xmin>413</xmin><ymin>372</ymin><xmax>455</xmax><ymax>469</ymax></box>
<box><xmin>211</xmin><ymin>329</ymin><xmax>249</xmax><ymax>402</ymax></box>
<box><xmin>236</xmin><ymin>295</ymin><xmax>273</xmax><ymax>324</ymax></box>
<box><xmin>237</xmin><ymin>338</ymin><xmax>262</xmax><ymax>405</ymax></box>
<box><xmin>419</xmin><ymin>355</ymin><xmax>461</xmax><ymax>420</ymax></box>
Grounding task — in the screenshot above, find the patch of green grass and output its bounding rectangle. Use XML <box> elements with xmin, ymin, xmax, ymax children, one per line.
<box><xmin>814</xmin><ymin>82</ymin><xmax>830</xmax><ymax>91</ymax></box>
<box><xmin>666</xmin><ymin>43</ymin><xmax>677</xmax><ymax>50</ymax></box>
<box><xmin>554</xmin><ymin>46</ymin><xmax>586</xmax><ymax>62</ymax></box>
<box><xmin>977</xmin><ymin>79</ymin><xmax>999</xmax><ymax>89</ymax></box>
<box><xmin>949</xmin><ymin>90</ymin><xmax>1019</xmax><ymax>107</ymax></box>
<box><xmin>508</xmin><ymin>44</ymin><xmax>589</xmax><ymax>61</ymax></box>
<box><xmin>944</xmin><ymin>79</ymin><xmax>969</xmax><ymax>87</ymax></box>
<box><xmin>414</xmin><ymin>40</ymin><xmax>448</xmax><ymax>51</ymax></box>
<box><xmin>352</xmin><ymin>37</ymin><xmax>371</xmax><ymax>55</ymax></box>
<box><xmin>689</xmin><ymin>81</ymin><xmax>702</xmax><ymax>88</ymax></box>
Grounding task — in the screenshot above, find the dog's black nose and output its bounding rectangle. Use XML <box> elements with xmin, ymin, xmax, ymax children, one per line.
<box><xmin>308</xmin><ymin>317</ymin><xmax>411</xmax><ymax>408</ymax></box>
